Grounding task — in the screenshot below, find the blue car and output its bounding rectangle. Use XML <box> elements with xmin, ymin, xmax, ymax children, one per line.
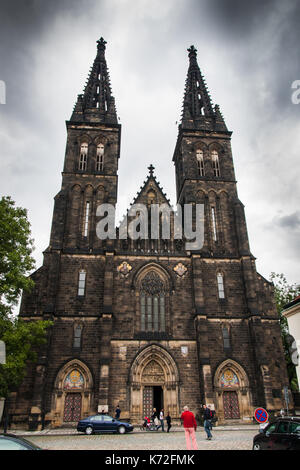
<box><xmin>77</xmin><ymin>415</ymin><xmax>134</xmax><ymax>435</ymax></box>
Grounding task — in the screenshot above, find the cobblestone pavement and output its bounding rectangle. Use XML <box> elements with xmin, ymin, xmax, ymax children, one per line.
<box><xmin>20</xmin><ymin>429</ymin><xmax>258</xmax><ymax>450</ymax></box>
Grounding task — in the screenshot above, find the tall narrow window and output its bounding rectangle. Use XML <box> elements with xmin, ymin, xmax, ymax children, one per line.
<box><xmin>140</xmin><ymin>272</ymin><xmax>166</xmax><ymax>332</ymax></box>
<box><xmin>96</xmin><ymin>143</ymin><xmax>105</xmax><ymax>171</ymax></box>
<box><xmin>222</xmin><ymin>327</ymin><xmax>231</xmax><ymax>351</ymax></box>
<box><xmin>196</xmin><ymin>150</ymin><xmax>205</xmax><ymax>176</ymax></box>
<box><xmin>79</xmin><ymin>143</ymin><xmax>88</xmax><ymax>171</ymax></box>
<box><xmin>73</xmin><ymin>324</ymin><xmax>82</xmax><ymax>349</ymax></box>
<box><xmin>217</xmin><ymin>273</ymin><xmax>225</xmax><ymax>299</ymax></box>
<box><xmin>211</xmin><ymin>150</ymin><xmax>220</xmax><ymax>177</ymax></box>
<box><xmin>78</xmin><ymin>270</ymin><xmax>86</xmax><ymax>296</ymax></box>
<box><xmin>140</xmin><ymin>293</ymin><xmax>146</xmax><ymax>331</ymax></box>
<box><xmin>211</xmin><ymin>207</ymin><xmax>217</xmax><ymax>242</ymax></box>
<box><xmin>83</xmin><ymin>202</ymin><xmax>90</xmax><ymax>237</ymax></box>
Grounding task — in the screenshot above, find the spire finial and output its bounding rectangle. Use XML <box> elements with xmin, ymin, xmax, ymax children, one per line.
<box><xmin>188</xmin><ymin>45</ymin><xmax>197</xmax><ymax>56</ymax></box>
<box><xmin>97</xmin><ymin>37</ymin><xmax>107</xmax><ymax>50</ymax></box>
<box><xmin>148</xmin><ymin>164</ymin><xmax>155</xmax><ymax>176</ymax></box>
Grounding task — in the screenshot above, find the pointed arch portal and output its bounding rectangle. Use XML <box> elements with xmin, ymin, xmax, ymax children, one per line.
<box><xmin>49</xmin><ymin>359</ymin><xmax>94</xmax><ymax>427</ymax></box>
<box><xmin>129</xmin><ymin>345</ymin><xmax>180</xmax><ymax>421</ymax></box>
<box><xmin>213</xmin><ymin>359</ymin><xmax>252</xmax><ymax>422</ymax></box>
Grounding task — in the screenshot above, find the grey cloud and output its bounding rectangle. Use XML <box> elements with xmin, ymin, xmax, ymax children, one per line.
<box><xmin>275</xmin><ymin>211</ymin><xmax>300</xmax><ymax>230</ymax></box>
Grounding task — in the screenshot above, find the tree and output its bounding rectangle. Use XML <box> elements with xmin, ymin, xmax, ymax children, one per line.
<box><xmin>0</xmin><ymin>196</ymin><xmax>52</xmax><ymax>400</ymax></box>
<box><xmin>0</xmin><ymin>196</ymin><xmax>35</xmax><ymax>317</ymax></box>
<box><xmin>0</xmin><ymin>317</ymin><xmax>52</xmax><ymax>399</ymax></box>
<box><xmin>270</xmin><ymin>272</ymin><xmax>300</xmax><ymax>391</ymax></box>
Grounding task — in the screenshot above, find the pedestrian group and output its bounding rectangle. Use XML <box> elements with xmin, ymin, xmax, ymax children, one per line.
<box><xmin>110</xmin><ymin>402</ymin><xmax>215</xmax><ymax>449</ymax></box>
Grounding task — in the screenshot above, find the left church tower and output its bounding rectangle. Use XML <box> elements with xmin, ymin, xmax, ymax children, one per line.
<box><xmin>14</xmin><ymin>38</ymin><xmax>121</xmax><ymax>430</ymax></box>
<box><xmin>51</xmin><ymin>36</ymin><xmax>121</xmax><ymax>253</ymax></box>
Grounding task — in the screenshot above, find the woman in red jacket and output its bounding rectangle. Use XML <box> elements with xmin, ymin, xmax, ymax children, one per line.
<box><xmin>180</xmin><ymin>406</ymin><xmax>198</xmax><ymax>450</ymax></box>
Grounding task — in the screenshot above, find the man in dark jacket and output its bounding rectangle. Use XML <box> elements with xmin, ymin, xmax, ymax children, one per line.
<box><xmin>166</xmin><ymin>412</ymin><xmax>172</xmax><ymax>433</ymax></box>
<box><xmin>115</xmin><ymin>405</ymin><xmax>121</xmax><ymax>419</ymax></box>
<box><xmin>203</xmin><ymin>405</ymin><xmax>213</xmax><ymax>440</ymax></box>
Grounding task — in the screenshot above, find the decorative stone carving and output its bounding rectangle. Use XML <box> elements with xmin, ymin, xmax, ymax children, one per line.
<box><xmin>142</xmin><ymin>360</ymin><xmax>165</xmax><ymax>384</ymax></box>
<box><xmin>181</xmin><ymin>346</ymin><xmax>188</xmax><ymax>356</ymax></box>
<box><xmin>117</xmin><ymin>261</ymin><xmax>132</xmax><ymax>276</ymax></box>
<box><xmin>174</xmin><ymin>262</ymin><xmax>187</xmax><ymax>277</ymax></box>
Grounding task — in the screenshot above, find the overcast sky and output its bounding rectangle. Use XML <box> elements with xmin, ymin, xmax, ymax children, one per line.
<box><xmin>0</xmin><ymin>0</ymin><xmax>300</xmax><ymax>290</ymax></box>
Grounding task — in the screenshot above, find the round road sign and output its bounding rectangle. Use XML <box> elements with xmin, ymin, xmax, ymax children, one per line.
<box><xmin>254</xmin><ymin>408</ymin><xmax>269</xmax><ymax>423</ymax></box>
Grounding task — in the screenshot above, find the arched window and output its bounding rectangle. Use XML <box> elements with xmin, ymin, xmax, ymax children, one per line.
<box><xmin>79</xmin><ymin>143</ymin><xmax>88</xmax><ymax>171</ymax></box>
<box><xmin>196</xmin><ymin>150</ymin><xmax>205</xmax><ymax>176</ymax></box>
<box><xmin>211</xmin><ymin>150</ymin><xmax>220</xmax><ymax>177</ymax></box>
<box><xmin>78</xmin><ymin>270</ymin><xmax>86</xmax><ymax>296</ymax></box>
<box><xmin>217</xmin><ymin>272</ymin><xmax>225</xmax><ymax>299</ymax></box>
<box><xmin>140</xmin><ymin>272</ymin><xmax>166</xmax><ymax>332</ymax></box>
<box><xmin>96</xmin><ymin>143</ymin><xmax>105</xmax><ymax>171</ymax></box>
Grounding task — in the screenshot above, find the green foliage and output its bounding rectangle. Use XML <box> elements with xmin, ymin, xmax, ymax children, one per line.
<box><xmin>270</xmin><ymin>272</ymin><xmax>300</xmax><ymax>392</ymax></box>
<box><xmin>0</xmin><ymin>196</ymin><xmax>35</xmax><ymax>317</ymax></box>
<box><xmin>0</xmin><ymin>317</ymin><xmax>52</xmax><ymax>398</ymax></box>
<box><xmin>0</xmin><ymin>196</ymin><xmax>52</xmax><ymax>398</ymax></box>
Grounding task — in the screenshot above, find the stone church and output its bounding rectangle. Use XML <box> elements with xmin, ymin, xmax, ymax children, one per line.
<box><xmin>10</xmin><ymin>38</ymin><xmax>290</xmax><ymax>429</ymax></box>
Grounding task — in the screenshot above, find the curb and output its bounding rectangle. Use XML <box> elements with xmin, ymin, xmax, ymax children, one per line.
<box><xmin>1</xmin><ymin>426</ymin><xmax>260</xmax><ymax>437</ymax></box>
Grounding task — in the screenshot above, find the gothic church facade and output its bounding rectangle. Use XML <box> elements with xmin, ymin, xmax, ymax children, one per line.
<box><xmin>11</xmin><ymin>38</ymin><xmax>290</xmax><ymax>429</ymax></box>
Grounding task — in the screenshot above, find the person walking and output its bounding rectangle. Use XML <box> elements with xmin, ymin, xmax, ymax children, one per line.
<box><xmin>166</xmin><ymin>412</ymin><xmax>172</xmax><ymax>433</ymax></box>
<box><xmin>151</xmin><ymin>408</ymin><xmax>159</xmax><ymax>429</ymax></box>
<box><xmin>181</xmin><ymin>406</ymin><xmax>198</xmax><ymax>450</ymax></box>
<box><xmin>203</xmin><ymin>405</ymin><xmax>213</xmax><ymax>440</ymax></box>
<box><xmin>115</xmin><ymin>405</ymin><xmax>121</xmax><ymax>420</ymax></box>
<box><xmin>157</xmin><ymin>409</ymin><xmax>165</xmax><ymax>431</ymax></box>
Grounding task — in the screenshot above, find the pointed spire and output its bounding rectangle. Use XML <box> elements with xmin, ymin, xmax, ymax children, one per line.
<box><xmin>71</xmin><ymin>37</ymin><xmax>118</xmax><ymax>124</ymax></box>
<box><xmin>181</xmin><ymin>45</ymin><xmax>226</xmax><ymax>131</ymax></box>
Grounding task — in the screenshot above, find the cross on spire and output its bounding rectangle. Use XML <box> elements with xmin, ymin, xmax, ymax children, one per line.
<box><xmin>148</xmin><ymin>164</ymin><xmax>155</xmax><ymax>176</ymax></box>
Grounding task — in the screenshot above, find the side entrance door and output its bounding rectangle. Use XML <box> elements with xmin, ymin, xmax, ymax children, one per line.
<box><xmin>63</xmin><ymin>393</ymin><xmax>82</xmax><ymax>422</ymax></box>
<box><xmin>223</xmin><ymin>391</ymin><xmax>240</xmax><ymax>419</ymax></box>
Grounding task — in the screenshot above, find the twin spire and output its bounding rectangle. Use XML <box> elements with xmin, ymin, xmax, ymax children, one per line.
<box><xmin>181</xmin><ymin>45</ymin><xmax>227</xmax><ymax>131</ymax></box>
<box><xmin>71</xmin><ymin>37</ymin><xmax>118</xmax><ymax>124</ymax></box>
<box><xmin>71</xmin><ymin>38</ymin><xmax>227</xmax><ymax>131</ymax></box>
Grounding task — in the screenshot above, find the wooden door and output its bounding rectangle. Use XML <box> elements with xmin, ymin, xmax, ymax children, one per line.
<box><xmin>63</xmin><ymin>393</ymin><xmax>82</xmax><ymax>422</ymax></box>
<box><xmin>223</xmin><ymin>391</ymin><xmax>240</xmax><ymax>419</ymax></box>
<box><xmin>143</xmin><ymin>386</ymin><xmax>153</xmax><ymax>418</ymax></box>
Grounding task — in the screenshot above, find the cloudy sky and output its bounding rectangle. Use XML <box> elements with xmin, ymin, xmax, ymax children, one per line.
<box><xmin>0</xmin><ymin>0</ymin><xmax>300</xmax><ymax>291</ymax></box>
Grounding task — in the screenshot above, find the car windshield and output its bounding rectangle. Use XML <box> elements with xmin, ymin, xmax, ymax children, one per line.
<box><xmin>265</xmin><ymin>423</ymin><xmax>277</xmax><ymax>434</ymax></box>
<box><xmin>0</xmin><ymin>436</ymin><xmax>41</xmax><ymax>450</ymax></box>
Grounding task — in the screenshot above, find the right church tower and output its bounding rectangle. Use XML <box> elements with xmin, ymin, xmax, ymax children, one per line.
<box><xmin>173</xmin><ymin>45</ymin><xmax>291</xmax><ymax>418</ymax></box>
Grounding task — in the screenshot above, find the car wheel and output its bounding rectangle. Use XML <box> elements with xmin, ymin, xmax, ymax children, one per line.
<box><xmin>85</xmin><ymin>426</ymin><xmax>93</xmax><ymax>435</ymax></box>
<box><xmin>118</xmin><ymin>425</ymin><xmax>126</xmax><ymax>434</ymax></box>
<box><xmin>253</xmin><ymin>443</ymin><xmax>261</xmax><ymax>450</ymax></box>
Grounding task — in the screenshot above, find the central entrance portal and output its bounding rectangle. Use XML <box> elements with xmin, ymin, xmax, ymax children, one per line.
<box><xmin>143</xmin><ymin>386</ymin><xmax>163</xmax><ymax>417</ymax></box>
<box><xmin>130</xmin><ymin>345</ymin><xmax>180</xmax><ymax>422</ymax></box>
